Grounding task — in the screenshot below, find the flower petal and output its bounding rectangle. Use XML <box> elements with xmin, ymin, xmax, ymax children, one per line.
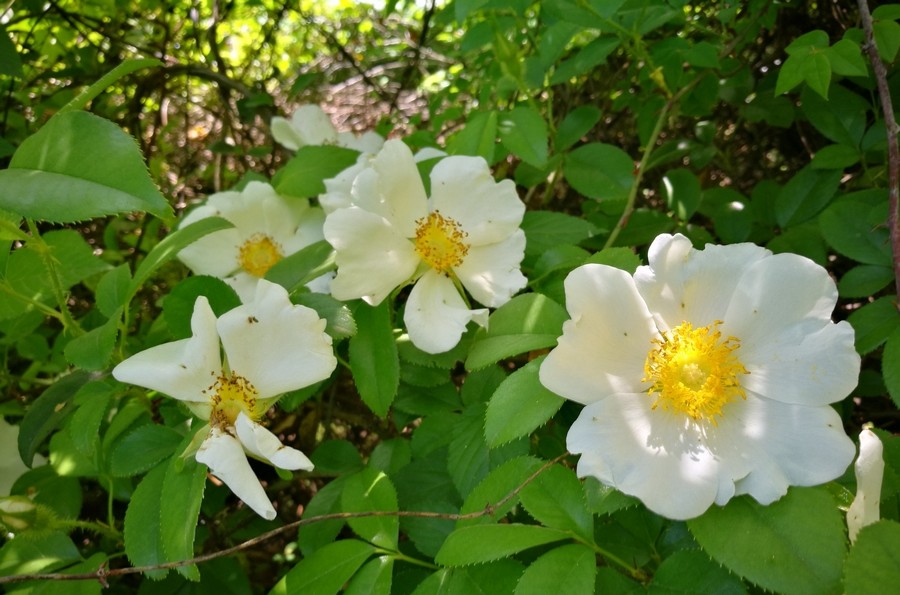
<box><xmin>321</xmin><ymin>155</ymin><xmax>371</xmax><ymax>214</ymax></box>
<box><xmin>847</xmin><ymin>428</ymin><xmax>884</xmax><ymax>543</ymax></box>
<box><xmin>177</xmin><ymin>202</ymin><xmax>243</xmax><ymax>277</ymax></box>
<box><xmin>336</xmin><ymin>130</ymin><xmax>385</xmax><ymax>154</ymax></box>
<box><xmin>235</xmin><ymin>412</ymin><xmax>314</xmax><ymax>471</ymax></box>
<box><xmin>196</xmin><ymin>427</ymin><xmax>276</xmax><ymax>520</ymax></box>
<box><xmin>351</xmin><ymin>139</ymin><xmax>427</xmax><ymax>236</ymax></box>
<box><xmin>539</xmin><ymin>264</ymin><xmax>657</xmax><ymax>406</ymax></box>
<box><xmin>429</xmin><ymin>156</ymin><xmax>525</xmax><ymax>245</ymax></box>
<box><xmin>218</xmin><ymin>280</ymin><xmax>337</xmax><ymax>398</ymax></box>
<box><xmin>454</xmin><ymin>230</ymin><xmax>527</xmax><ymax>307</ymax></box>
<box><xmin>289</xmin><ymin>105</ymin><xmax>338</xmax><ymax>147</ymax></box>
<box><xmin>270</xmin><ymin>116</ymin><xmax>302</xmax><ymax>151</ymax></box>
<box><xmin>634</xmin><ymin>233</ymin><xmax>769</xmax><ymax>330</ymax></box>
<box><xmin>404</xmin><ymin>271</ymin><xmax>488</xmax><ymax>354</ymax></box>
<box><xmin>324</xmin><ymin>206</ymin><xmax>420</xmax><ymax>304</ymax></box>
<box><xmin>568</xmin><ymin>395</ymin><xmax>721</xmax><ymax>520</ymax></box>
<box><xmin>113</xmin><ymin>297</ymin><xmax>221</xmax><ymax>403</ymax></box>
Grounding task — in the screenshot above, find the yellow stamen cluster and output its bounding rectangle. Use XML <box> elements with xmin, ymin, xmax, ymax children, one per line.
<box><xmin>238</xmin><ymin>233</ymin><xmax>283</xmax><ymax>277</ymax></box>
<box><xmin>413</xmin><ymin>211</ymin><xmax>469</xmax><ymax>274</ymax></box>
<box><xmin>207</xmin><ymin>373</ymin><xmax>265</xmax><ymax>429</ymax></box>
<box><xmin>643</xmin><ymin>321</ymin><xmax>748</xmax><ymax>424</ymax></box>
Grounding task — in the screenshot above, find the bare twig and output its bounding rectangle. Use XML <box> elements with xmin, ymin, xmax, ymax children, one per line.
<box><xmin>857</xmin><ymin>0</ymin><xmax>900</xmax><ymax>307</ymax></box>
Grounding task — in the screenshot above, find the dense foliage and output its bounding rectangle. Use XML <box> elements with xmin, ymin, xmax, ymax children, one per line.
<box><xmin>1</xmin><ymin>0</ymin><xmax>898</xmax><ymax>594</ymax></box>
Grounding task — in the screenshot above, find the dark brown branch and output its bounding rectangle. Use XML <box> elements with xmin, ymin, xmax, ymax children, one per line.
<box><xmin>857</xmin><ymin>0</ymin><xmax>900</xmax><ymax>307</ymax></box>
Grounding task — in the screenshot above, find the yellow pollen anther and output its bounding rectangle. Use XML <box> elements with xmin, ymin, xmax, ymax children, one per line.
<box><xmin>643</xmin><ymin>321</ymin><xmax>748</xmax><ymax>423</ymax></box>
<box><xmin>413</xmin><ymin>211</ymin><xmax>469</xmax><ymax>273</ymax></box>
<box><xmin>238</xmin><ymin>233</ymin><xmax>283</xmax><ymax>277</ymax></box>
<box><xmin>208</xmin><ymin>373</ymin><xmax>265</xmax><ymax>429</ymax></box>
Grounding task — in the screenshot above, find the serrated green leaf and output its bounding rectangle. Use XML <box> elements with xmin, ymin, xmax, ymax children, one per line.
<box><xmin>342</xmin><ymin>467</ymin><xmax>399</xmax><ymax>549</ymax></box>
<box><xmin>838</xmin><ymin>265</ymin><xmax>894</xmax><ymax>298</ymax></box>
<box><xmin>498</xmin><ymin>107</ymin><xmax>548</xmax><ymax>168</ymax></box>
<box><xmin>485</xmin><ymin>356</ymin><xmax>563</xmax><ymax>447</ymax></box>
<box><xmin>345</xmin><ymin>555</ymin><xmax>393</xmax><ymax>595</ymax></box>
<box><xmin>515</xmin><ymin>544</ymin><xmax>596</xmax><ymax>595</ymax></box>
<box><xmin>18</xmin><ymin>371</ymin><xmax>92</xmax><ymax>466</ymax></box>
<box><xmin>458</xmin><ymin>456</ymin><xmax>543</xmax><ymax>527</ymax></box>
<box><xmin>436</xmin><ymin>524</ymin><xmax>571</xmax><ymax>566</ymax></box>
<box><xmin>310</xmin><ymin>440</ymin><xmax>364</xmax><ymax>475</ymax></box>
<box><xmin>298</xmin><ymin>476</ymin><xmax>348</xmax><ymax>556</ymax></box>
<box><xmin>584</xmin><ymin>477</ymin><xmax>641</xmax><ymax>516</ymax></box>
<box><xmin>58</xmin><ymin>58</ymin><xmax>162</xmax><ymax>115</ymax></box>
<box><xmin>448</xmin><ymin>110</ymin><xmax>498</xmax><ymax>163</ymax></box>
<box><xmin>0</xmin><ymin>111</ymin><xmax>170</xmax><ymax>222</ymax></box>
<box><xmin>273</xmin><ymin>145</ymin><xmax>361</xmax><ymax>198</ymax></box>
<box><xmin>843</xmin><ymin>520</ymin><xmax>900</xmax><ymax>595</ymax></box>
<box><xmin>564</xmin><ymin>142</ymin><xmax>634</xmax><ymax>202</ymax></box>
<box><xmin>688</xmin><ymin>487</ymin><xmax>846</xmax><ymax>595</ymax></box>
<box><xmin>811</xmin><ymin>143</ymin><xmax>860</xmax><ymax>169</ymax></box>
<box><xmin>109</xmin><ymin>424</ymin><xmax>184</xmax><ymax>477</ymax></box>
<box><xmin>163</xmin><ymin>276</ymin><xmax>240</xmax><ymax>340</ymax></box>
<box><xmin>521</xmin><ymin>210</ymin><xmax>595</xmax><ymax>259</ymax></box>
<box><xmin>649</xmin><ymin>550</ymin><xmax>746</xmax><ymax>594</ymax></box>
<box><xmin>160</xmin><ymin>455</ymin><xmax>206</xmax><ymax>580</ymax></box>
<box><xmin>412</xmin><ymin>560</ymin><xmax>525</xmax><ymax>595</ymax></box>
<box><xmin>466</xmin><ymin>293</ymin><xmax>568</xmax><ymax>370</ymax></box>
<box><xmin>520</xmin><ymin>464</ymin><xmax>593</xmax><ymax>540</ymax></box>
<box><xmin>883</xmin><ymin>329</ymin><xmax>900</xmax><ymax>408</ymax></box>
<box><xmin>446</xmin><ymin>407</ymin><xmax>492</xmax><ymax>496</ymax></box>
<box><xmin>0</xmin><ymin>530</ymin><xmax>81</xmax><ymax>576</ymax></box>
<box><xmin>820</xmin><ymin>198</ymin><xmax>892</xmax><ymax>266</ymax></box>
<box><xmin>270</xmin><ymin>539</ymin><xmax>375</xmax><ymax>595</ymax></box>
<box><xmin>848</xmin><ymin>296</ymin><xmax>900</xmax><ymax>354</ymax></box>
<box><xmin>95</xmin><ymin>264</ymin><xmax>132</xmax><ymax>318</ymax></box>
<box><xmin>555</xmin><ymin>106</ymin><xmax>601</xmax><ymax>151</ymax></box>
<box><xmin>63</xmin><ymin>308</ymin><xmax>121</xmax><ymax>371</ymax></box>
<box><xmin>775</xmin><ymin>165</ymin><xmax>842</xmax><ymax>227</ymax></box>
<box><xmin>349</xmin><ymin>301</ymin><xmax>399</xmax><ymax>417</ymax></box>
<box><xmin>69</xmin><ymin>381</ymin><xmax>114</xmax><ymax>457</ymax></box>
<box><xmin>265</xmin><ymin>239</ymin><xmax>335</xmax><ymax>292</ymax></box>
<box><xmin>123</xmin><ymin>462</ymin><xmax>168</xmax><ymax>580</ymax></box>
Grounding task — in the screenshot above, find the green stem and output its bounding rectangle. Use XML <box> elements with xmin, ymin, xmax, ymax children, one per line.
<box><xmin>57</xmin><ymin>519</ymin><xmax>120</xmax><ymax>541</ymax></box>
<box><xmin>25</xmin><ymin>220</ymin><xmax>84</xmax><ymax>335</ymax></box>
<box><xmin>376</xmin><ymin>548</ymin><xmax>439</xmax><ymax>571</ymax></box>
<box><xmin>0</xmin><ymin>280</ymin><xmax>67</xmax><ymax>322</ymax></box>
<box><xmin>579</xmin><ymin>536</ymin><xmax>649</xmax><ymax>582</ymax></box>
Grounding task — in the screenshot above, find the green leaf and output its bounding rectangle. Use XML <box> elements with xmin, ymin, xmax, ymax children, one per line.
<box><xmin>345</xmin><ymin>556</ymin><xmax>393</xmax><ymax>595</ymax></box>
<box><xmin>521</xmin><ymin>210</ymin><xmax>596</xmax><ymax>259</ymax></box>
<box><xmin>564</xmin><ymin>142</ymin><xmax>635</xmax><ymax>202</ymax></box>
<box><xmin>801</xmin><ymin>85</ymin><xmax>868</xmax><ymax>146</ymax></box>
<box><xmin>412</xmin><ymin>560</ymin><xmax>525</xmax><ymax>595</ymax></box>
<box><xmin>805</xmin><ymin>52</ymin><xmax>832</xmax><ymax>99</ymax></box>
<box><xmin>58</xmin><ymin>58</ymin><xmax>162</xmax><ymax>115</ymax></box>
<box><xmin>163</xmin><ymin>276</ymin><xmax>241</xmax><ymax>339</ymax></box>
<box><xmin>0</xmin><ymin>24</ymin><xmax>23</xmax><ymax>78</ymax></box>
<box><xmin>843</xmin><ymin>520</ymin><xmax>900</xmax><ymax>595</ymax></box>
<box><xmin>662</xmin><ymin>168</ymin><xmax>702</xmax><ymax>221</ymax></box>
<box><xmin>435</xmin><ymin>524</ymin><xmax>571</xmax><ymax>566</ymax></box>
<box><xmin>160</xmin><ymin>454</ymin><xmax>206</xmax><ymax>580</ymax></box>
<box><xmin>294</xmin><ymin>292</ymin><xmax>356</xmax><ymax>340</ymax></box>
<box><xmin>270</xmin><ymin>539</ymin><xmax>375</xmax><ymax>595</ymax></box>
<box><xmin>785</xmin><ymin>30</ymin><xmax>830</xmax><ymax>54</ymax></box>
<box><xmin>874</xmin><ymin>19</ymin><xmax>900</xmax><ymax>63</ymax></box>
<box><xmin>447</xmin><ymin>406</ymin><xmax>493</xmax><ymax>495</ymax></box>
<box><xmin>109</xmin><ymin>424</ymin><xmax>184</xmax><ymax>477</ymax></box>
<box><xmin>123</xmin><ymin>462</ymin><xmax>168</xmax><ymax>580</ymax></box>
<box><xmin>458</xmin><ymin>456</ymin><xmax>543</xmax><ymax>527</ymax></box>
<box><xmin>550</xmin><ymin>37</ymin><xmax>620</xmax><ymax>84</ymax></box>
<box><xmin>838</xmin><ymin>265</ymin><xmax>894</xmax><ymax>298</ymax></box>
<box><xmin>448</xmin><ymin>110</ymin><xmax>498</xmax><ymax>163</ymax></box>
<box><xmin>0</xmin><ymin>530</ymin><xmax>81</xmax><ymax>576</ymax></box>
<box><xmin>775</xmin><ymin>54</ymin><xmax>806</xmax><ymax>96</ymax></box>
<box><xmin>466</xmin><ymin>293</ymin><xmax>568</xmax><ymax>370</ymax></box>
<box><xmin>349</xmin><ymin>301</ymin><xmax>399</xmax><ymax>416</ymax></box>
<box><xmin>310</xmin><ymin>440</ymin><xmax>364</xmax><ymax>474</ymax></box>
<box><xmin>0</xmin><ymin>111</ymin><xmax>170</xmax><ymax>222</ymax></box>
<box><xmin>583</xmin><ymin>246</ymin><xmax>642</xmax><ymax>273</ymax></box>
<box><xmin>498</xmin><ymin>107</ymin><xmax>549</xmax><ymax>168</ymax></box>
<box><xmin>819</xmin><ymin>198</ymin><xmax>892</xmax><ymax>266</ymax></box>
<box><xmin>883</xmin><ymin>329</ymin><xmax>900</xmax><ymax>408</ymax></box>
<box><xmin>95</xmin><ymin>264</ymin><xmax>132</xmax><ymax>318</ymax></box>
<box><xmin>775</xmin><ymin>165</ymin><xmax>842</xmax><ymax>227</ymax></box>
<box><xmin>63</xmin><ymin>308</ymin><xmax>121</xmax><ymax>371</ymax></box>
<box><xmin>485</xmin><ymin>356</ymin><xmax>564</xmax><ymax>447</ymax></box>
<box><xmin>688</xmin><ymin>486</ymin><xmax>846</xmax><ymax>595</ymax></box>
<box><xmin>341</xmin><ymin>467</ymin><xmax>400</xmax><ymax>549</ymax></box>
<box><xmin>824</xmin><ymin>39</ymin><xmax>868</xmax><ymax>77</ymax></box>
<box><xmin>265</xmin><ymin>239</ymin><xmax>335</xmax><ymax>291</ymax></box>
<box><xmin>811</xmin><ymin>143</ymin><xmax>860</xmax><ymax>169</ymax></box>
<box><xmin>273</xmin><ymin>145</ymin><xmax>361</xmax><ymax>198</ymax></box>
<box><xmin>648</xmin><ymin>550</ymin><xmax>746</xmax><ymax>594</ymax></box>
<box><xmin>298</xmin><ymin>476</ymin><xmax>348</xmax><ymax>556</ymax></box>
<box><xmin>18</xmin><ymin>371</ymin><xmax>92</xmax><ymax>466</ymax></box>
<box><xmin>848</xmin><ymin>296</ymin><xmax>900</xmax><ymax>355</ymax></box>
<box><xmin>555</xmin><ymin>106</ymin><xmax>601</xmax><ymax>151</ymax></box>
<box><xmin>69</xmin><ymin>381</ymin><xmax>114</xmax><ymax>457</ymax></box>
<box><xmin>515</xmin><ymin>544</ymin><xmax>596</xmax><ymax>595</ymax></box>
<box><xmin>520</xmin><ymin>464</ymin><xmax>592</xmax><ymax>541</ymax></box>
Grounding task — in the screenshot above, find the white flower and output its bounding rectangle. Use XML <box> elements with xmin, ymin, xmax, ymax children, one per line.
<box><xmin>847</xmin><ymin>427</ymin><xmax>884</xmax><ymax>543</ymax></box>
<box><xmin>540</xmin><ymin>233</ymin><xmax>859</xmax><ymax>520</ymax></box>
<box><xmin>323</xmin><ymin>139</ymin><xmax>527</xmax><ymax>353</ymax></box>
<box><xmin>271</xmin><ymin>104</ymin><xmax>384</xmax><ymax>153</ymax></box>
<box><xmin>177</xmin><ymin>181</ymin><xmax>327</xmax><ymax>301</ymax></box>
<box><xmin>113</xmin><ymin>280</ymin><xmax>337</xmax><ymax>520</ymax></box>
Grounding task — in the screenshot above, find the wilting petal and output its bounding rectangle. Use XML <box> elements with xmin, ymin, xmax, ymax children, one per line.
<box><xmin>196</xmin><ymin>427</ymin><xmax>276</xmax><ymax>520</ymax></box>
<box><xmin>404</xmin><ymin>271</ymin><xmax>488</xmax><ymax>354</ymax></box>
<box><xmin>847</xmin><ymin>427</ymin><xmax>884</xmax><ymax>543</ymax></box>
<box><xmin>235</xmin><ymin>412</ymin><xmax>314</xmax><ymax>471</ymax></box>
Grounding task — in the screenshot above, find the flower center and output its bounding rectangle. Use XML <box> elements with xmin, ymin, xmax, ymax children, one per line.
<box><xmin>238</xmin><ymin>233</ymin><xmax>283</xmax><ymax>277</ymax></box>
<box><xmin>413</xmin><ymin>211</ymin><xmax>469</xmax><ymax>273</ymax></box>
<box><xmin>208</xmin><ymin>373</ymin><xmax>265</xmax><ymax>429</ymax></box>
<box><xmin>643</xmin><ymin>321</ymin><xmax>748</xmax><ymax>423</ymax></box>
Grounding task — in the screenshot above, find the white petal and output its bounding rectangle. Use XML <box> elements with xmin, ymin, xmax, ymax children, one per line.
<box><xmin>218</xmin><ymin>280</ymin><xmax>337</xmax><ymax>398</ymax></box>
<box><xmin>281</xmin><ymin>204</ymin><xmax>326</xmax><ymax>255</ymax></box>
<box><xmin>270</xmin><ymin>116</ymin><xmax>302</xmax><ymax>151</ymax></box>
<box><xmin>634</xmin><ymin>233</ymin><xmax>769</xmax><ymax>330</ymax></box>
<box><xmin>337</xmin><ymin>130</ymin><xmax>385</xmax><ymax>154</ymax></box>
<box><xmin>177</xmin><ymin>202</ymin><xmax>242</xmax><ymax>277</ymax></box>
<box><xmin>429</xmin><ymin>156</ymin><xmax>525</xmax><ymax>245</ymax></box>
<box><xmin>235</xmin><ymin>412</ymin><xmax>314</xmax><ymax>471</ymax></box>
<box><xmin>847</xmin><ymin>428</ymin><xmax>884</xmax><ymax>543</ymax></box>
<box><xmin>224</xmin><ymin>272</ymin><xmax>260</xmax><ymax>304</ymax></box>
<box><xmin>289</xmin><ymin>105</ymin><xmax>338</xmax><ymax>146</ymax></box>
<box><xmin>196</xmin><ymin>428</ymin><xmax>276</xmax><ymax>520</ymax></box>
<box><xmin>321</xmin><ymin>156</ymin><xmax>370</xmax><ymax>214</ymax></box>
<box><xmin>113</xmin><ymin>297</ymin><xmax>221</xmax><ymax>403</ymax></box>
<box><xmin>539</xmin><ymin>264</ymin><xmax>657</xmax><ymax>406</ymax></box>
<box><xmin>454</xmin><ymin>231</ymin><xmax>527</xmax><ymax>307</ymax></box>
<box><xmin>568</xmin><ymin>395</ymin><xmax>721</xmax><ymax>520</ymax></box>
<box><xmin>324</xmin><ymin>207</ymin><xmax>420</xmax><ymax>304</ymax></box>
<box><xmin>413</xmin><ymin>147</ymin><xmax>447</xmax><ymax>162</ymax></box>
<box><xmin>720</xmin><ymin>394</ymin><xmax>856</xmax><ymax>505</ymax></box>
<box><xmin>350</xmin><ymin>139</ymin><xmax>427</xmax><ymax>236</ymax></box>
<box><xmin>404</xmin><ymin>271</ymin><xmax>487</xmax><ymax>354</ymax></box>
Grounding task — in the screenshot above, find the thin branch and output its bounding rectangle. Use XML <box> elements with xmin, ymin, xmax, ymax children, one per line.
<box><xmin>857</xmin><ymin>0</ymin><xmax>900</xmax><ymax>307</ymax></box>
<box><xmin>0</xmin><ymin>453</ymin><xmax>571</xmax><ymax>585</ymax></box>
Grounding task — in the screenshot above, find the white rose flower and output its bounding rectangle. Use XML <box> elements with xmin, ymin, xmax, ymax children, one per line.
<box><xmin>540</xmin><ymin>233</ymin><xmax>859</xmax><ymax>520</ymax></box>
<box><xmin>113</xmin><ymin>280</ymin><xmax>337</xmax><ymax>520</ymax></box>
<box><xmin>323</xmin><ymin>139</ymin><xmax>527</xmax><ymax>353</ymax></box>
<box><xmin>271</xmin><ymin>104</ymin><xmax>384</xmax><ymax>153</ymax></box>
<box><xmin>847</xmin><ymin>426</ymin><xmax>884</xmax><ymax>543</ymax></box>
<box><xmin>177</xmin><ymin>181</ymin><xmax>327</xmax><ymax>301</ymax></box>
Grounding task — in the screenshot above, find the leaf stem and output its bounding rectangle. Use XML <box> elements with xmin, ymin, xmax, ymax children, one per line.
<box><xmin>24</xmin><ymin>220</ymin><xmax>83</xmax><ymax>335</ymax></box>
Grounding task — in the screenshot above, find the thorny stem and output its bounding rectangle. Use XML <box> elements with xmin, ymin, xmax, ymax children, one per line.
<box><xmin>857</xmin><ymin>0</ymin><xmax>900</xmax><ymax>308</ymax></box>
